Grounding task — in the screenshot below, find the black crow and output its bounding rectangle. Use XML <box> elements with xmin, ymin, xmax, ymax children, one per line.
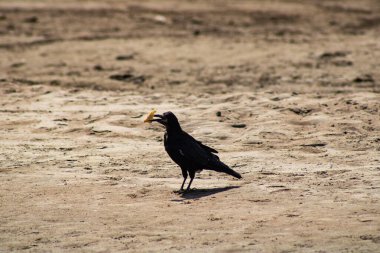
<box><xmin>149</xmin><ymin>111</ymin><xmax>242</xmax><ymax>192</ymax></box>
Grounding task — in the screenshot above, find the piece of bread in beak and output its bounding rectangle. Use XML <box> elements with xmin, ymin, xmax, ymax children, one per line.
<box><xmin>144</xmin><ymin>109</ymin><xmax>157</xmax><ymax>123</ymax></box>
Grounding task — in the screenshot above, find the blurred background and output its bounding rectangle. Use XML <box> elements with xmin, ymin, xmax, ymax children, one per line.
<box><xmin>1</xmin><ymin>0</ymin><xmax>379</xmax><ymax>93</ymax></box>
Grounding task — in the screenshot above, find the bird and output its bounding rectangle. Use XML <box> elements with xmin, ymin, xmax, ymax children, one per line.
<box><xmin>149</xmin><ymin>111</ymin><xmax>242</xmax><ymax>192</ymax></box>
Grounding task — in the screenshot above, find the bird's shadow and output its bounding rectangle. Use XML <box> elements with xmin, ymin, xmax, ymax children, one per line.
<box><xmin>171</xmin><ymin>186</ymin><xmax>240</xmax><ymax>201</ymax></box>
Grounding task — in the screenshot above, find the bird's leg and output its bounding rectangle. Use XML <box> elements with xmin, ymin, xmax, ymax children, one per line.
<box><xmin>185</xmin><ymin>171</ymin><xmax>196</xmax><ymax>192</ymax></box>
<box><xmin>180</xmin><ymin>176</ymin><xmax>187</xmax><ymax>192</ymax></box>
<box><xmin>174</xmin><ymin>168</ymin><xmax>188</xmax><ymax>194</ymax></box>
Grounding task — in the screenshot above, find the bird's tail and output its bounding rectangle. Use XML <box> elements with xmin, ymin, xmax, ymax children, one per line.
<box><xmin>208</xmin><ymin>160</ymin><xmax>242</xmax><ymax>179</ymax></box>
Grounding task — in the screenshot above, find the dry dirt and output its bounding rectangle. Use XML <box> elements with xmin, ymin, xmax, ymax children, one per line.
<box><xmin>1</xmin><ymin>0</ymin><xmax>380</xmax><ymax>252</ymax></box>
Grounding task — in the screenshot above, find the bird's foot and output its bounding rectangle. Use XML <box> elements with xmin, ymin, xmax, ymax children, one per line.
<box><xmin>183</xmin><ymin>188</ymin><xmax>193</xmax><ymax>194</ymax></box>
<box><xmin>173</xmin><ymin>189</ymin><xmax>185</xmax><ymax>194</ymax></box>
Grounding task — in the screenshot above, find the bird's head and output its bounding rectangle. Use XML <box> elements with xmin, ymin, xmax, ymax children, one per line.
<box><xmin>151</xmin><ymin>111</ymin><xmax>181</xmax><ymax>131</ymax></box>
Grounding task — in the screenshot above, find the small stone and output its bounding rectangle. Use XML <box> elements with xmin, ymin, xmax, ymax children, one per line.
<box><xmin>24</xmin><ymin>16</ymin><xmax>38</xmax><ymax>23</ymax></box>
<box><xmin>193</xmin><ymin>30</ymin><xmax>201</xmax><ymax>36</ymax></box>
<box><xmin>93</xmin><ymin>65</ymin><xmax>103</xmax><ymax>71</ymax></box>
<box><xmin>353</xmin><ymin>74</ymin><xmax>374</xmax><ymax>83</ymax></box>
<box><xmin>231</xmin><ymin>123</ymin><xmax>246</xmax><ymax>128</ymax></box>
<box><xmin>116</xmin><ymin>54</ymin><xmax>135</xmax><ymax>61</ymax></box>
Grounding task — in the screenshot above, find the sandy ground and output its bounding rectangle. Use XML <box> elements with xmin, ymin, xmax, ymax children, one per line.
<box><xmin>1</xmin><ymin>0</ymin><xmax>380</xmax><ymax>252</ymax></box>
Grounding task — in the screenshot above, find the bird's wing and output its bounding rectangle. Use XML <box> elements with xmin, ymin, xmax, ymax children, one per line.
<box><xmin>183</xmin><ymin>132</ymin><xmax>218</xmax><ymax>153</ymax></box>
<box><xmin>197</xmin><ymin>141</ymin><xmax>218</xmax><ymax>154</ymax></box>
<box><xmin>179</xmin><ymin>133</ymin><xmax>216</xmax><ymax>167</ymax></box>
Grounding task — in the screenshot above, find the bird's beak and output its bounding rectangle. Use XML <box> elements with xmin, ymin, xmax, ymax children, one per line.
<box><xmin>151</xmin><ymin>114</ymin><xmax>167</xmax><ymax>125</ymax></box>
<box><xmin>153</xmin><ymin>114</ymin><xmax>164</xmax><ymax>119</ymax></box>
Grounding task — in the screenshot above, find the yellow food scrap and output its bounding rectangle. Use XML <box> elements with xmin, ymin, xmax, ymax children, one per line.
<box><xmin>144</xmin><ymin>109</ymin><xmax>156</xmax><ymax>123</ymax></box>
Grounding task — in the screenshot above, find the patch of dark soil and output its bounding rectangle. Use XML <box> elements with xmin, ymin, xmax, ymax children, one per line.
<box><xmin>109</xmin><ymin>73</ymin><xmax>147</xmax><ymax>84</ymax></box>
